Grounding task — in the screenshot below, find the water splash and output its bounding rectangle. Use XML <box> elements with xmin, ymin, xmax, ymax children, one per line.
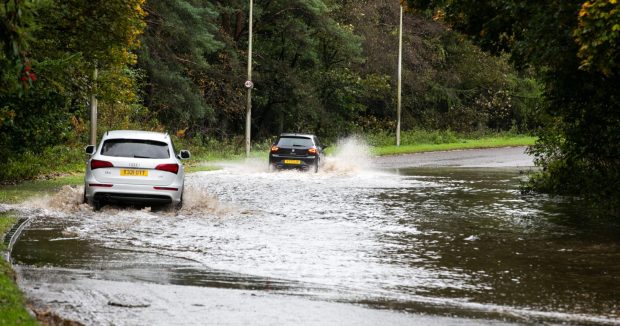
<box><xmin>322</xmin><ymin>136</ymin><xmax>373</xmax><ymax>174</ymax></box>
<box><xmin>17</xmin><ymin>182</ymin><xmax>233</xmax><ymax>218</ymax></box>
<box><xmin>21</xmin><ymin>185</ymin><xmax>90</xmax><ymax>214</ymax></box>
<box><xmin>178</xmin><ymin>183</ymin><xmax>234</xmax><ymax>216</ymax></box>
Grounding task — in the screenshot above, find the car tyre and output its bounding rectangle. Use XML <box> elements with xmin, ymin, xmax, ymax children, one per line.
<box><xmin>176</xmin><ymin>194</ymin><xmax>183</xmax><ymax>210</ymax></box>
<box><xmin>313</xmin><ymin>159</ymin><xmax>319</xmax><ymax>173</ymax></box>
<box><xmin>92</xmin><ymin>199</ymin><xmax>102</xmax><ymax>211</ymax></box>
<box><xmin>268</xmin><ymin>163</ymin><xmax>276</xmax><ymax>172</ymax></box>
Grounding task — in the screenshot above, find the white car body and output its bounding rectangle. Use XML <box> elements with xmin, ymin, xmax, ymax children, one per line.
<box><xmin>84</xmin><ymin>130</ymin><xmax>189</xmax><ymax>210</ymax></box>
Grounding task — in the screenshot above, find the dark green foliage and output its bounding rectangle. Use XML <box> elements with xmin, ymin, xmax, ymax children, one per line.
<box><xmin>0</xmin><ymin>92</ymin><xmax>71</xmax><ymax>156</ymax></box>
<box><xmin>337</xmin><ymin>0</ymin><xmax>541</xmax><ymax>134</ymax></box>
<box><xmin>247</xmin><ymin>0</ymin><xmax>368</xmax><ymax>138</ymax></box>
<box><xmin>138</xmin><ymin>0</ymin><xmax>223</xmax><ymax>130</ymax></box>
<box><xmin>1</xmin><ymin>0</ymin><xmax>543</xmax><ymax>184</ymax></box>
<box><xmin>406</xmin><ymin>0</ymin><xmax>620</xmax><ymax>213</ymax></box>
<box><xmin>1</xmin><ymin>0</ymin><xmax>146</xmax><ymax>182</ymax></box>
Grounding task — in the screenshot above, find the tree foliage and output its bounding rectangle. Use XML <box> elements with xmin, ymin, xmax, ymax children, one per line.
<box><xmin>0</xmin><ymin>0</ymin><xmax>146</xmax><ymax>181</ymax></box>
<box><xmin>138</xmin><ymin>0</ymin><xmax>223</xmax><ymax>131</ymax></box>
<box><xmin>2</xmin><ymin>0</ymin><xmax>543</xmax><ymax>182</ymax></box>
<box><xmin>405</xmin><ymin>0</ymin><xmax>620</xmax><ymax>211</ymax></box>
<box><xmin>574</xmin><ymin>0</ymin><xmax>620</xmax><ymax>76</ymax></box>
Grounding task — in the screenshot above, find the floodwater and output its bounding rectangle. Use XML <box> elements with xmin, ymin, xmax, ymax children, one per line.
<box><xmin>4</xmin><ymin>140</ymin><xmax>620</xmax><ymax>325</ymax></box>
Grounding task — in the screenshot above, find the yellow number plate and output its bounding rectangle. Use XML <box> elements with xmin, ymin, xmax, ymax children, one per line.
<box><xmin>120</xmin><ymin>169</ymin><xmax>148</xmax><ymax>177</ymax></box>
<box><xmin>284</xmin><ymin>160</ymin><xmax>301</xmax><ymax>165</ymax></box>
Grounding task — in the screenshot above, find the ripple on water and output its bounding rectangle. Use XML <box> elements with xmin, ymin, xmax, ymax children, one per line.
<box><xmin>7</xmin><ymin>138</ymin><xmax>620</xmax><ymax>324</ymax></box>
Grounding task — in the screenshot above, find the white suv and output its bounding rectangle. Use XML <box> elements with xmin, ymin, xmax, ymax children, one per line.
<box><xmin>84</xmin><ymin>130</ymin><xmax>190</xmax><ymax>211</ymax></box>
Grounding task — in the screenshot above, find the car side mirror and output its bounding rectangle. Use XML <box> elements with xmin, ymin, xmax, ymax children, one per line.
<box><xmin>85</xmin><ymin>145</ymin><xmax>96</xmax><ymax>155</ymax></box>
<box><xmin>179</xmin><ymin>150</ymin><xmax>191</xmax><ymax>159</ymax></box>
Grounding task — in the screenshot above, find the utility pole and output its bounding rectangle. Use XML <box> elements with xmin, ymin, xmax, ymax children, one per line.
<box><xmin>90</xmin><ymin>68</ymin><xmax>98</xmax><ymax>146</ymax></box>
<box><xmin>396</xmin><ymin>4</ymin><xmax>403</xmax><ymax>147</ymax></box>
<box><xmin>245</xmin><ymin>0</ymin><xmax>254</xmax><ymax>157</ymax></box>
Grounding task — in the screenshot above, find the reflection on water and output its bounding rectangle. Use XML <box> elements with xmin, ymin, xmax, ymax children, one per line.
<box><xmin>8</xmin><ymin>154</ymin><xmax>620</xmax><ymax>324</ymax></box>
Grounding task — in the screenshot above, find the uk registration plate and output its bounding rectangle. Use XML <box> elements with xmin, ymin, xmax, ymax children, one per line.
<box><xmin>284</xmin><ymin>159</ymin><xmax>301</xmax><ymax>165</ymax></box>
<box><xmin>120</xmin><ymin>169</ymin><xmax>148</xmax><ymax>177</ymax></box>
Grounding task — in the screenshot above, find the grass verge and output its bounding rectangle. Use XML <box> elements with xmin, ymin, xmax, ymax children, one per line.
<box><xmin>0</xmin><ymin>132</ymin><xmax>536</xmax><ymax>183</ymax></box>
<box><xmin>371</xmin><ymin>135</ymin><xmax>537</xmax><ymax>156</ymax></box>
<box><xmin>0</xmin><ymin>174</ymin><xmax>83</xmax><ymax>204</ymax></box>
<box><xmin>0</xmin><ymin>211</ymin><xmax>38</xmax><ymax>326</ymax></box>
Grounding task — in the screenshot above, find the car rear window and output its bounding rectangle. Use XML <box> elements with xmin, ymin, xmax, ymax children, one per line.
<box><xmin>101</xmin><ymin>139</ymin><xmax>170</xmax><ymax>159</ymax></box>
<box><xmin>277</xmin><ymin>137</ymin><xmax>314</xmax><ymax>147</ymax></box>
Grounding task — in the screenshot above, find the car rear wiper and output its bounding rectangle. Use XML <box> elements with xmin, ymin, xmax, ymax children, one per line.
<box><xmin>133</xmin><ymin>155</ymin><xmax>151</xmax><ymax>158</ymax></box>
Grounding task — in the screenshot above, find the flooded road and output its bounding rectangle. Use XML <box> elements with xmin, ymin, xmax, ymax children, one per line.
<box><xmin>4</xmin><ymin>144</ymin><xmax>620</xmax><ymax>325</ymax></box>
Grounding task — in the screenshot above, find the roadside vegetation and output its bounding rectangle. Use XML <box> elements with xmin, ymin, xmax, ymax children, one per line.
<box><xmin>405</xmin><ymin>1</ymin><xmax>620</xmax><ymax>213</ymax></box>
<box><xmin>0</xmin><ymin>131</ymin><xmax>535</xmax><ymax>184</ymax></box>
<box><xmin>0</xmin><ymin>212</ymin><xmax>38</xmax><ymax>326</ymax></box>
<box><xmin>371</xmin><ymin>134</ymin><xmax>536</xmax><ymax>156</ymax></box>
<box><xmin>1</xmin><ymin>0</ymin><xmax>542</xmax><ymax>179</ymax></box>
<box><xmin>2</xmin><ymin>0</ymin><xmax>618</xmax><ymax>214</ymax></box>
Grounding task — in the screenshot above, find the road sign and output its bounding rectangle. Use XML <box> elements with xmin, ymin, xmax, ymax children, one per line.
<box><xmin>245</xmin><ymin>80</ymin><xmax>254</xmax><ymax>89</ymax></box>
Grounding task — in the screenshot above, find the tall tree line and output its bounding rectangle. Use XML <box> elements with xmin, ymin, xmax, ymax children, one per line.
<box><xmin>137</xmin><ymin>0</ymin><xmax>539</xmax><ymax>141</ymax></box>
<box><xmin>1</xmin><ymin>0</ymin><xmax>145</xmax><ymax>165</ymax></box>
<box><xmin>2</xmin><ymin>0</ymin><xmax>538</xmax><ymax>176</ymax></box>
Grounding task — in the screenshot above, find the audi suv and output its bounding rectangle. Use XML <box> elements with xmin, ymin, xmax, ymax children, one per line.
<box><xmin>83</xmin><ymin>130</ymin><xmax>190</xmax><ymax>210</ymax></box>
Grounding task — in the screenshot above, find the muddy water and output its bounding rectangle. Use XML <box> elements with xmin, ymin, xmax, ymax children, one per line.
<box><xmin>6</xmin><ymin>142</ymin><xmax>620</xmax><ymax>325</ymax></box>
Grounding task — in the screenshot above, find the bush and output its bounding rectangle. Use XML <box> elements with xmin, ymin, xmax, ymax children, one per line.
<box><xmin>0</xmin><ymin>146</ymin><xmax>84</xmax><ymax>183</ymax></box>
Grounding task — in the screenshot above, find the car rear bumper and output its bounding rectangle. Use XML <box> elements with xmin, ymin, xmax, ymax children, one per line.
<box><xmin>269</xmin><ymin>155</ymin><xmax>317</xmax><ymax>169</ymax></box>
<box><xmin>84</xmin><ymin>179</ymin><xmax>183</xmax><ymax>205</ymax></box>
<box><xmin>93</xmin><ymin>192</ymin><xmax>173</xmax><ymax>204</ymax></box>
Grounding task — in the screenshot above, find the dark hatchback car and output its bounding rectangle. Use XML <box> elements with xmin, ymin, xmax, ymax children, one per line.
<box><xmin>268</xmin><ymin>133</ymin><xmax>326</xmax><ymax>172</ymax></box>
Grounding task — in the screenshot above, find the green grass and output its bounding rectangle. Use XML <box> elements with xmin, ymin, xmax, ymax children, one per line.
<box><xmin>0</xmin><ymin>212</ymin><xmax>38</xmax><ymax>326</ymax></box>
<box><xmin>372</xmin><ymin>135</ymin><xmax>537</xmax><ymax>156</ymax></box>
<box><xmin>0</xmin><ymin>174</ymin><xmax>83</xmax><ymax>204</ymax></box>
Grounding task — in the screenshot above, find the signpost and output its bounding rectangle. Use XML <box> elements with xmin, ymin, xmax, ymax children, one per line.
<box><xmin>397</xmin><ymin>4</ymin><xmax>403</xmax><ymax>147</ymax></box>
<box><xmin>90</xmin><ymin>68</ymin><xmax>98</xmax><ymax>146</ymax></box>
<box><xmin>245</xmin><ymin>0</ymin><xmax>254</xmax><ymax>158</ymax></box>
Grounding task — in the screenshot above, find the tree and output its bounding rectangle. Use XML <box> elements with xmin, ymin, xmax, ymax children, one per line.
<box><xmin>0</xmin><ymin>0</ymin><xmax>147</xmax><ymax>181</ymax></box>
<box><xmin>574</xmin><ymin>0</ymin><xmax>620</xmax><ymax>76</ymax></box>
<box><xmin>137</xmin><ymin>0</ymin><xmax>223</xmax><ymax>132</ymax></box>
<box><xmin>208</xmin><ymin>0</ymin><xmax>372</xmax><ymax>139</ymax></box>
<box><xmin>335</xmin><ymin>0</ymin><xmax>540</xmax><ymax>133</ymax></box>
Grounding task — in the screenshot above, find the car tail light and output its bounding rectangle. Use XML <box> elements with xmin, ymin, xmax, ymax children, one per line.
<box><xmin>91</xmin><ymin>160</ymin><xmax>113</xmax><ymax>170</ymax></box>
<box><xmin>308</xmin><ymin>147</ymin><xmax>318</xmax><ymax>155</ymax></box>
<box><xmin>271</xmin><ymin>146</ymin><xmax>279</xmax><ymax>153</ymax></box>
<box><xmin>155</xmin><ymin>163</ymin><xmax>179</xmax><ymax>174</ymax></box>
<box><xmin>154</xmin><ymin>187</ymin><xmax>179</xmax><ymax>191</ymax></box>
<box><xmin>89</xmin><ymin>183</ymin><xmax>113</xmax><ymax>187</ymax></box>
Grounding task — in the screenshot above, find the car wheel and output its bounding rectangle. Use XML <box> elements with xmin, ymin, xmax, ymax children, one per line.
<box><xmin>92</xmin><ymin>200</ymin><xmax>102</xmax><ymax>211</ymax></box>
<box><xmin>313</xmin><ymin>159</ymin><xmax>319</xmax><ymax>173</ymax></box>
<box><xmin>176</xmin><ymin>194</ymin><xmax>183</xmax><ymax>210</ymax></box>
<box><xmin>268</xmin><ymin>163</ymin><xmax>276</xmax><ymax>172</ymax></box>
